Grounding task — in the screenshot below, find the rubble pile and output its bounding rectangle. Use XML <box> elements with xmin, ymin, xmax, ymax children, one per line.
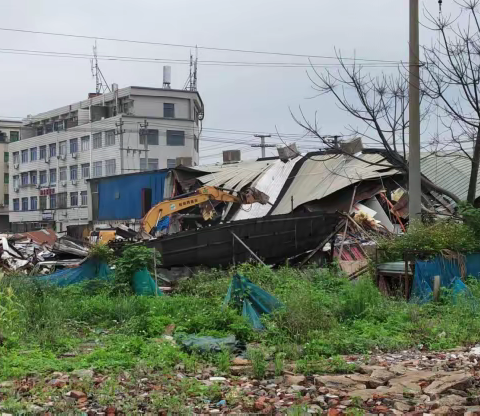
<box><xmin>0</xmin><ymin>229</ymin><xmax>89</xmax><ymax>273</ymax></box>
<box><xmin>4</xmin><ymin>348</ymin><xmax>480</xmax><ymax>414</ymax></box>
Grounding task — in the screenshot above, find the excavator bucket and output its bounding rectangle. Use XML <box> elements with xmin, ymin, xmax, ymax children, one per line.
<box><xmin>241</xmin><ymin>188</ymin><xmax>270</xmax><ymax>205</ymax></box>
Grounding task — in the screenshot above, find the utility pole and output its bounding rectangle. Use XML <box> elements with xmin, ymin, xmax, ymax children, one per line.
<box><xmin>252</xmin><ymin>134</ymin><xmax>275</xmax><ymax>158</ymax></box>
<box><xmin>116</xmin><ymin>119</ymin><xmax>125</xmax><ymax>174</ymax></box>
<box><xmin>140</xmin><ymin>120</ymin><xmax>149</xmax><ymax>171</ymax></box>
<box><xmin>409</xmin><ymin>0</ymin><xmax>422</xmax><ymax>220</ymax></box>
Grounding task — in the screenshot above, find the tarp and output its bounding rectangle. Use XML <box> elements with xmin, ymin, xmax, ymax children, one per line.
<box><xmin>177</xmin><ymin>334</ymin><xmax>244</xmax><ymax>354</ymax></box>
<box><xmin>223</xmin><ymin>274</ymin><xmax>283</xmax><ymax>330</ymax></box>
<box><xmin>410</xmin><ymin>253</ymin><xmax>480</xmax><ymax>303</ymax></box>
<box><xmin>37</xmin><ymin>258</ymin><xmax>111</xmax><ymax>287</ymax></box>
<box><xmin>132</xmin><ymin>268</ymin><xmax>162</xmax><ymax>296</ymax></box>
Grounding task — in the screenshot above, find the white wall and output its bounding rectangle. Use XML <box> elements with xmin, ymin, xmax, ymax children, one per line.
<box><xmin>9</xmin><ymin>90</ymin><xmax>201</xmax><ymax>230</ymax></box>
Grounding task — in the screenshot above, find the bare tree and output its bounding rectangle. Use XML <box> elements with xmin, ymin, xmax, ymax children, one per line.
<box><xmin>293</xmin><ymin>54</ymin><xmax>460</xmax><ymax>202</ymax></box>
<box><xmin>422</xmin><ymin>0</ymin><xmax>480</xmax><ymax>203</ymax></box>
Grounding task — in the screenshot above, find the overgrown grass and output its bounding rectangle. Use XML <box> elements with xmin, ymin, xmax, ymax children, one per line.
<box><xmin>2</xmin><ymin>261</ymin><xmax>480</xmax><ymax>381</ymax></box>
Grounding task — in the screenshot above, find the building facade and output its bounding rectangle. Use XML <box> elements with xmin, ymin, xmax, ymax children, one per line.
<box><xmin>9</xmin><ymin>86</ymin><xmax>204</xmax><ymax>233</ymax></box>
<box><xmin>0</xmin><ymin>120</ymin><xmax>22</xmax><ymax>230</ymax></box>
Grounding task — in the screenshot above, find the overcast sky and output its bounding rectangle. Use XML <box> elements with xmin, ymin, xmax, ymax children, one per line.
<box><xmin>0</xmin><ymin>0</ymin><xmax>454</xmax><ymax>163</ymax></box>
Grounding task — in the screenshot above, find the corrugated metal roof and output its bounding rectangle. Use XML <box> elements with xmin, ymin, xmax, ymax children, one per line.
<box><xmin>421</xmin><ymin>154</ymin><xmax>480</xmax><ymax>201</ymax></box>
<box><xmin>272</xmin><ymin>153</ymin><xmax>399</xmax><ymax>215</ymax></box>
<box><xmin>232</xmin><ymin>156</ymin><xmax>302</xmax><ymax>221</ymax></box>
<box><xmin>194</xmin><ymin>159</ymin><xmax>276</xmax><ymax>191</ymax></box>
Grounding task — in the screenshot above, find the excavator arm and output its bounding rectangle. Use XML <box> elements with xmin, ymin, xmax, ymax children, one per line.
<box><xmin>140</xmin><ymin>186</ymin><xmax>269</xmax><ymax>235</ymax></box>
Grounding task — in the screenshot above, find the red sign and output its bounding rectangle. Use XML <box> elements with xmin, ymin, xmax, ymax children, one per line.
<box><xmin>40</xmin><ymin>188</ymin><xmax>55</xmax><ymax>196</ymax></box>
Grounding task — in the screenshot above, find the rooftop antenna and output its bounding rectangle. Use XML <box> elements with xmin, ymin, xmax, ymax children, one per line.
<box><xmin>192</xmin><ymin>46</ymin><xmax>198</xmax><ymax>91</ymax></box>
<box><xmin>91</xmin><ymin>40</ymin><xmax>111</xmax><ymax>95</ymax></box>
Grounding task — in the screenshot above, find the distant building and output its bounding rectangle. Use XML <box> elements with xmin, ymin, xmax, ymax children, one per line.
<box><xmin>0</xmin><ymin>119</ymin><xmax>22</xmax><ymax>230</ymax></box>
<box><xmin>9</xmin><ymin>86</ymin><xmax>204</xmax><ymax>233</ymax></box>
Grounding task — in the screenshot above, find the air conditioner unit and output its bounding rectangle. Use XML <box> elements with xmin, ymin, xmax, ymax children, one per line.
<box><xmin>13</xmin><ymin>187</ymin><xmax>19</xmax><ymax>193</ymax></box>
<box><xmin>35</xmin><ymin>184</ymin><xmax>40</xmax><ymax>189</ymax></box>
<box><xmin>57</xmin><ymin>154</ymin><xmax>66</xmax><ymax>161</ymax></box>
<box><xmin>71</xmin><ymin>179</ymin><xmax>77</xmax><ymax>185</ymax></box>
<box><xmin>45</xmin><ymin>157</ymin><xmax>50</xmax><ymax>164</ymax></box>
<box><xmin>72</xmin><ymin>152</ymin><xmax>78</xmax><ymax>159</ymax></box>
<box><xmin>84</xmin><ymin>178</ymin><xmax>88</xmax><ymax>184</ymax></box>
<box><xmin>13</xmin><ymin>163</ymin><xmax>19</xmax><ymax>169</ymax></box>
<box><xmin>61</xmin><ymin>180</ymin><xmax>67</xmax><ymax>187</ymax></box>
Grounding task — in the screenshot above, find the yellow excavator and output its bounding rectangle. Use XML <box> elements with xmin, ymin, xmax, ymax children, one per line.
<box><xmin>90</xmin><ymin>186</ymin><xmax>270</xmax><ymax>244</ymax></box>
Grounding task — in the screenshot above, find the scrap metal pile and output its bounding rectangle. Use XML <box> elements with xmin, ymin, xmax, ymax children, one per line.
<box><xmin>0</xmin><ymin>229</ymin><xmax>89</xmax><ymax>274</ymax></box>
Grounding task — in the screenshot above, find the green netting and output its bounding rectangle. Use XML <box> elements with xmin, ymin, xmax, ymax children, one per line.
<box><xmin>223</xmin><ymin>273</ymin><xmax>283</xmax><ymax>330</ymax></box>
<box><xmin>132</xmin><ymin>268</ymin><xmax>163</xmax><ymax>296</ymax></box>
<box><xmin>36</xmin><ymin>259</ymin><xmax>111</xmax><ymax>286</ymax></box>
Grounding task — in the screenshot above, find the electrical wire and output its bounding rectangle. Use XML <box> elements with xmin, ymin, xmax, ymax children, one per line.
<box><xmin>0</xmin><ymin>27</ymin><xmax>405</xmax><ymax>64</ymax></box>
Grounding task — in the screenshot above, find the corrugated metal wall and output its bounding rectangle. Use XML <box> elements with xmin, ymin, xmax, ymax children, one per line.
<box><xmin>97</xmin><ymin>171</ymin><xmax>168</xmax><ymax>220</ymax></box>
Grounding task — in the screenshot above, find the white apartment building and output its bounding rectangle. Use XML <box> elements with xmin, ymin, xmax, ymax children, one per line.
<box><xmin>0</xmin><ymin>119</ymin><xmax>22</xmax><ymax>231</ymax></box>
<box><xmin>9</xmin><ymin>86</ymin><xmax>204</xmax><ymax>233</ymax></box>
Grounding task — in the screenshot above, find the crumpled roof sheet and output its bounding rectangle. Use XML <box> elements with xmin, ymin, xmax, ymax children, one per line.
<box><xmin>271</xmin><ymin>153</ymin><xmax>399</xmax><ymax>215</ymax></box>
<box><xmin>232</xmin><ymin>156</ymin><xmax>302</xmax><ymax>221</ymax></box>
<box><xmin>421</xmin><ymin>153</ymin><xmax>480</xmax><ymax>201</ymax></box>
<box><xmin>194</xmin><ymin>159</ymin><xmax>276</xmax><ymax>191</ymax></box>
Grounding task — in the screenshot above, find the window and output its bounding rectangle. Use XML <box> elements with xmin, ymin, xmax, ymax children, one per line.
<box><xmin>45</xmin><ymin>124</ymin><xmax>53</xmax><ymax>134</ymax></box>
<box><xmin>166</xmin><ymin>130</ymin><xmax>185</xmax><ymax>146</ymax></box>
<box><xmin>3</xmin><ymin>173</ymin><xmax>8</xmax><ymax>184</ymax></box>
<box><xmin>167</xmin><ymin>159</ymin><xmax>176</xmax><ymax>169</ymax></box>
<box><xmin>4</xmin><ymin>194</ymin><xmax>8</xmax><ymax>206</ymax></box>
<box><xmin>36</xmin><ymin>126</ymin><xmax>44</xmax><ymax>136</ymax></box>
<box><xmin>54</xmin><ymin>120</ymin><xmax>64</xmax><ymax>132</ymax></box>
<box><xmin>39</xmin><ymin>195</ymin><xmax>47</xmax><ymax>210</ymax></box>
<box><xmin>12</xmin><ymin>175</ymin><xmax>19</xmax><ymax>189</ymax></box>
<box><xmin>81</xmin><ymin>190</ymin><xmax>88</xmax><ymax>206</ymax></box>
<box><xmin>49</xmin><ymin>194</ymin><xmax>56</xmax><ymax>209</ymax></box>
<box><xmin>70</xmin><ymin>138</ymin><xmax>78</xmax><ymax>154</ymax></box>
<box><xmin>93</xmin><ymin>161</ymin><xmax>102</xmax><ymax>177</ymax></box>
<box><xmin>21</xmin><ymin>149</ymin><xmax>28</xmax><ymax>163</ymax></box>
<box><xmin>10</xmin><ymin>131</ymin><xmax>19</xmax><ymax>142</ymax></box>
<box><xmin>59</xmin><ymin>141</ymin><xmax>67</xmax><ymax>156</ymax></box>
<box><xmin>12</xmin><ymin>152</ymin><xmax>19</xmax><ymax>164</ymax></box>
<box><xmin>59</xmin><ymin>167</ymin><xmax>67</xmax><ymax>181</ymax></box>
<box><xmin>30</xmin><ymin>196</ymin><xmax>37</xmax><ymax>211</ymax></box>
<box><xmin>30</xmin><ymin>171</ymin><xmax>37</xmax><ymax>185</ymax></box>
<box><xmin>49</xmin><ymin>168</ymin><xmax>57</xmax><ymax>185</ymax></box>
<box><xmin>194</xmin><ymin>135</ymin><xmax>199</xmax><ymax>152</ymax></box>
<box><xmin>140</xmin><ymin>158</ymin><xmax>159</xmax><ymax>171</ymax></box>
<box><xmin>105</xmin><ymin>130</ymin><xmax>115</xmax><ymax>146</ymax></box>
<box><xmin>82</xmin><ymin>163</ymin><xmax>90</xmax><ymax>179</ymax></box>
<box><xmin>39</xmin><ymin>146</ymin><xmax>46</xmax><ymax>160</ymax></box>
<box><xmin>49</xmin><ymin>143</ymin><xmax>56</xmax><ymax>158</ymax></box>
<box><xmin>13</xmin><ymin>198</ymin><xmax>19</xmax><ymax>211</ymax></box>
<box><xmin>39</xmin><ymin>170</ymin><xmax>47</xmax><ymax>185</ymax></box>
<box><xmin>93</xmin><ymin>133</ymin><xmax>102</xmax><ymax>149</ymax></box>
<box><xmin>70</xmin><ymin>165</ymin><xmax>78</xmax><ymax>180</ymax></box>
<box><xmin>139</xmin><ymin>129</ymin><xmax>159</xmax><ymax>145</ymax></box>
<box><xmin>21</xmin><ymin>197</ymin><xmax>28</xmax><ymax>211</ymax></box>
<box><xmin>164</xmin><ymin>103</ymin><xmax>175</xmax><ymax>118</ymax></box>
<box><xmin>105</xmin><ymin>159</ymin><xmax>116</xmax><ymax>175</ymax></box>
<box><xmin>30</xmin><ymin>147</ymin><xmax>37</xmax><ymax>161</ymax></box>
<box><xmin>70</xmin><ymin>192</ymin><xmax>78</xmax><ymax>207</ymax></box>
<box><xmin>57</xmin><ymin>192</ymin><xmax>67</xmax><ymax>209</ymax></box>
<box><xmin>4</xmin><ymin>152</ymin><xmax>8</xmax><ymax>163</ymax></box>
<box><xmin>21</xmin><ymin>172</ymin><xmax>28</xmax><ymax>186</ymax></box>
<box><xmin>81</xmin><ymin>136</ymin><xmax>90</xmax><ymax>152</ymax></box>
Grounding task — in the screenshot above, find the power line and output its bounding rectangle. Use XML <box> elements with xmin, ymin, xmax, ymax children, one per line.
<box><xmin>0</xmin><ymin>47</ymin><xmax>405</xmax><ymax>68</ymax></box>
<box><xmin>0</xmin><ymin>27</ymin><xmax>405</xmax><ymax>64</ymax></box>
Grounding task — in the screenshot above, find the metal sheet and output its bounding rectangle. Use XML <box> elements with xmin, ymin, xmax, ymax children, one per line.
<box><xmin>149</xmin><ymin>212</ymin><xmax>343</xmax><ymax>268</ymax></box>
<box><xmin>272</xmin><ymin>153</ymin><xmax>399</xmax><ymax>215</ymax></box>
<box><xmin>421</xmin><ymin>153</ymin><xmax>480</xmax><ymax>201</ymax></box>
<box><xmin>232</xmin><ymin>156</ymin><xmax>302</xmax><ymax>221</ymax></box>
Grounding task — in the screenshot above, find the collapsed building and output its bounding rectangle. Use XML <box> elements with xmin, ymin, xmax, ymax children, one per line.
<box><xmin>78</xmin><ymin>142</ymin><xmax>455</xmax><ymax>275</ymax></box>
